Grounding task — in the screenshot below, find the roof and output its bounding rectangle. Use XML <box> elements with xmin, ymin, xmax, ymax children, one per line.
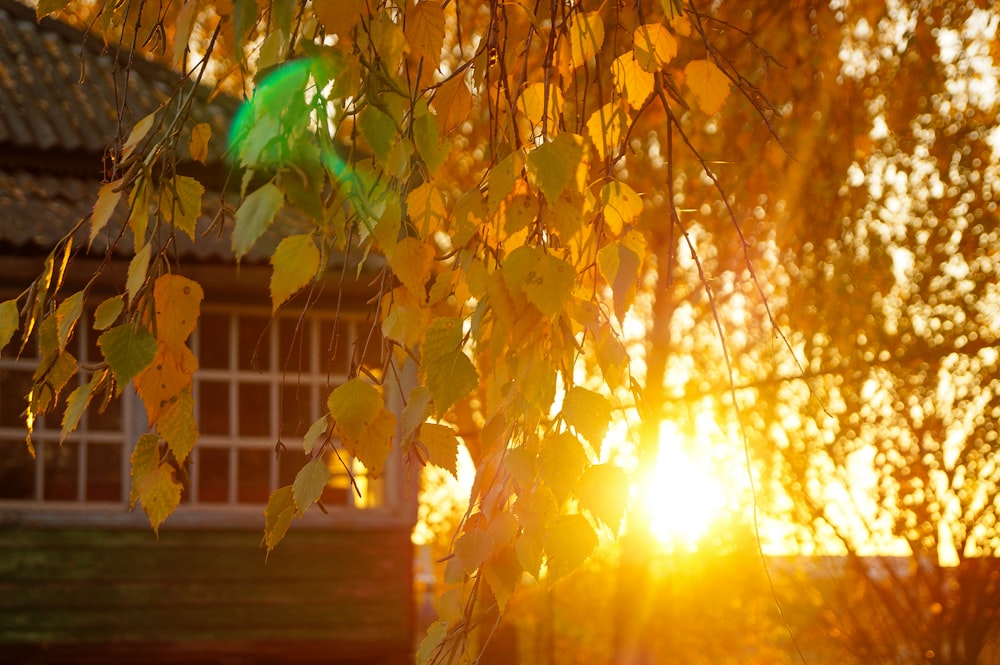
<box><xmin>0</xmin><ymin>0</ymin><xmax>235</xmax><ymax>169</ymax></box>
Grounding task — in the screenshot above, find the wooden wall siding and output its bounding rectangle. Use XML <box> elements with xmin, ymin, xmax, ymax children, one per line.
<box><xmin>0</xmin><ymin>527</ymin><xmax>414</xmax><ymax>664</ymax></box>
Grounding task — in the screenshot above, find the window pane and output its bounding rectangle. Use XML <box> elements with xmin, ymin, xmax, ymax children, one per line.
<box><xmin>323</xmin><ymin>451</ymin><xmax>351</xmax><ymax>506</ymax></box>
<box><xmin>278</xmin><ymin>449</ymin><xmax>307</xmax><ymax>488</ymax></box>
<box><xmin>86</xmin><ymin>382</ymin><xmax>121</xmax><ymax>431</ymax></box>
<box><xmin>318</xmin><ymin>319</ymin><xmax>349</xmax><ymax>375</ymax></box>
<box><xmin>0</xmin><ymin>439</ymin><xmax>35</xmax><ymax>499</ymax></box>
<box><xmin>44</xmin><ymin>441</ymin><xmax>78</xmax><ymax>501</ymax></box>
<box><xmin>199</xmin><ymin>381</ymin><xmax>230</xmax><ymax>436</ymax></box>
<box><xmin>238</xmin><ymin>315</ymin><xmax>271</xmax><ymax>371</ymax></box>
<box><xmin>198</xmin><ymin>313</ymin><xmax>230</xmax><ymax>369</ymax></box>
<box><xmin>237</xmin><ymin>448</ymin><xmax>270</xmax><ymax>504</ymax></box>
<box><xmin>238</xmin><ymin>383</ymin><xmax>271</xmax><ymax>436</ymax></box>
<box><xmin>278</xmin><ymin>316</ymin><xmax>308</xmax><ymax>375</ymax></box>
<box><xmin>197</xmin><ymin>447</ymin><xmax>230</xmax><ymax>503</ymax></box>
<box><xmin>280</xmin><ymin>383</ymin><xmax>314</xmax><ymax>438</ymax></box>
<box><xmin>0</xmin><ymin>368</ymin><xmax>32</xmax><ymax>427</ymax></box>
<box><xmin>86</xmin><ymin>443</ymin><xmax>122</xmax><ymax>502</ymax></box>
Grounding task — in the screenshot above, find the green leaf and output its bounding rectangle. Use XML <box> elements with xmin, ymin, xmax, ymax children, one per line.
<box><xmin>232</xmin><ymin>0</ymin><xmax>258</xmax><ymax>56</ymax></box>
<box><xmin>99</xmin><ymin>324</ymin><xmax>158</xmax><ymax>390</ymax></box>
<box><xmin>36</xmin><ymin>0</ymin><xmax>71</xmax><ymax>18</ymax></box>
<box><xmin>418</xmin><ymin>422</ymin><xmax>459</xmax><ymax>476</ymax></box>
<box><xmin>575</xmin><ymin>463</ymin><xmax>630</xmax><ymax>533</ymax></box>
<box><xmin>0</xmin><ymin>299</ymin><xmax>19</xmax><ymax>354</ymax></box>
<box><xmin>527</xmin><ymin>133</ymin><xmax>584</xmax><ymax>204</ymax></box>
<box><xmin>93</xmin><ymin>295</ymin><xmax>124</xmax><ymax>330</ymax></box>
<box><xmin>55</xmin><ymin>290</ymin><xmax>84</xmax><ymax>352</ymax></box>
<box><xmin>327</xmin><ymin>378</ymin><xmax>383</xmax><ymax>442</ymax></box>
<box><xmin>163</xmin><ymin>176</ymin><xmax>204</xmax><ymax>239</ymax></box>
<box><xmin>270</xmin><ymin>233</ymin><xmax>321</xmax><ymax>313</ymax></box>
<box><xmin>563</xmin><ymin>387</ymin><xmax>612</xmax><ymax>454</ymax></box>
<box><xmin>137</xmin><ymin>464</ymin><xmax>182</xmax><ymax>535</ymax></box>
<box><xmin>421</xmin><ymin>317</ymin><xmax>463</xmax><ymax>364</ymax></box>
<box><xmin>293</xmin><ymin>457</ymin><xmax>332</xmax><ymax>513</ymax></box>
<box><xmin>61</xmin><ymin>377</ymin><xmax>97</xmax><ymax>443</ymax></box>
<box><xmin>130</xmin><ymin>434</ymin><xmax>160</xmax><ymax>510</ymax></box>
<box><xmin>413</xmin><ymin>104</ymin><xmax>447</xmax><ymax>175</ymax></box>
<box><xmin>425</xmin><ymin>350</ymin><xmax>478</xmax><ymax>417</ymax></box>
<box><xmin>158</xmin><ymin>389</ymin><xmax>197</xmax><ymax>463</ymax></box>
<box><xmin>264</xmin><ymin>485</ymin><xmax>297</xmax><ymax>553</ymax></box>
<box><xmin>544</xmin><ymin>513</ymin><xmax>597</xmax><ymax>581</ymax></box>
<box><xmin>359</xmin><ymin>106</ymin><xmax>397</xmax><ymax>167</ymax></box>
<box><xmin>233</xmin><ymin>183</ymin><xmax>283</xmax><ymax>259</ymax></box>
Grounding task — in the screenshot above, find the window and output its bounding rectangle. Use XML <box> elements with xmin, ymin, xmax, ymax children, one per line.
<box><xmin>0</xmin><ymin>303</ymin><xmax>403</xmax><ymax>527</ymax></box>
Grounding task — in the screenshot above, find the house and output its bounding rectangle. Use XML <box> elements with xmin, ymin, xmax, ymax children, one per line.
<box><xmin>0</xmin><ymin>0</ymin><xmax>417</xmax><ymax>662</ymax></box>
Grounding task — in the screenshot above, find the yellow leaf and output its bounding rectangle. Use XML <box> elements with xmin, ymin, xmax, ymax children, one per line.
<box><xmin>405</xmin><ymin>0</ymin><xmax>445</xmax><ymax>66</ymax></box>
<box><xmin>526</xmin><ymin>133</ymin><xmax>585</xmax><ymax>204</ymax></box>
<box><xmin>126</xmin><ymin>243</ymin><xmax>151</xmax><ymax>307</ymax></box>
<box><xmin>421</xmin><ymin>317</ymin><xmax>463</xmax><ymax>363</ymax></box>
<box><xmin>597</xmin><ymin>241</ymin><xmax>642</xmax><ymax>324</ymax></box>
<box><xmin>575</xmin><ymin>463</ymin><xmax>629</xmax><ymax>533</ymax></box>
<box><xmin>153</xmin><ymin>274</ymin><xmax>204</xmax><ymax>352</ymax></box>
<box><xmin>425</xmin><ymin>350</ymin><xmax>478</xmax><ymax>417</ymax></box>
<box><xmin>0</xmin><ymin>299</ymin><xmax>18</xmax><ymax>354</ymax></box>
<box><xmin>61</xmin><ymin>377</ymin><xmax>97</xmax><ymax>443</ymax></box>
<box><xmin>434</xmin><ymin>76</ymin><xmax>473</xmax><ymax>134</ymax></box>
<box><xmin>270</xmin><ymin>233</ymin><xmax>321</xmax><ymax>313</ymax></box>
<box><xmin>328</xmin><ymin>378</ymin><xmax>383</xmax><ymax>442</ymax></box>
<box><xmin>264</xmin><ymin>485</ymin><xmax>297</xmax><ymax>553</ymax></box>
<box><xmin>89</xmin><ymin>180</ymin><xmax>123</xmax><ymax>247</ymax></box>
<box><xmin>406</xmin><ymin>182</ymin><xmax>449</xmax><ymax>237</ymax></box>
<box><xmin>122</xmin><ymin>112</ymin><xmax>156</xmax><ymax>162</ymax></box>
<box><xmin>585</xmin><ymin>102</ymin><xmax>626</xmax><ymax>161</ymax></box>
<box><xmin>188</xmin><ymin>122</ymin><xmax>211</xmax><ymax>163</ymax></box>
<box><xmin>567</xmin><ymin>11</ymin><xmax>604</xmax><ymax>69</ymax></box>
<box><xmin>417</xmin><ymin>422</ymin><xmax>459</xmax><ymax>476</ymax></box>
<box><xmin>129</xmin><ymin>433</ymin><xmax>160</xmax><ymax>510</ymax></box>
<box><xmin>345</xmin><ymin>407</ymin><xmax>396</xmax><ymax>477</ymax></box>
<box><xmin>162</xmin><ymin>175</ymin><xmax>204</xmax><ymax>239</ymax></box>
<box><xmin>504</xmin><ymin>246</ymin><xmax>576</xmax><ymax>317</ymax></box>
<box><xmin>455</xmin><ymin>528</ymin><xmax>491</xmax><ymax>574</ymax></box>
<box><xmin>173</xmin><ymin>0</ymin><xmax>200</xmax><ymax>68</ymax></box>
<box><xmin>292</xmin><ymin>457</ymin><xmax>332</xmax><ymax>513</ymax></box>
<box><xmin>135</xmin><ymin>342</ymin><xmax>198</xmax><ymax>424</ymax></box>
<box><xmin>670</xmin><ymin>13</ymin><xmax>692</xmax><ymax>36</ymax></box>
<box><xmin>55</xmin><ymin>290</ymin><xmax>84</xmax><ymax>352</ymax></box>
<box><xmin>483</xmin><ymin>545</ymin><xmax>521</xmax><ymax>611</ymax></box>
<box><xmin>302</xmin><ymin>416</ymin><xmax>328</xmax><ymax>455</ymax></box>
<box><xmin>93</xmin><ymin>295</ymin><xmax>124</xmax><ymax>330</ymax></box>
<box><xmin>563</xmin><ymin>387</ymin><xmax>612</xmax><ymax>454</ymax></box>
<box><xmin>138</xmin><ymin>464</ymin><xmax>181</xmax><ymax>535</ymax></box>
<box><xmin>633</xmin><ymin>23</ymin><xmax>677</xmax><ymax>71</ymax></box>
<box><xmin>312</xmin><ymin>0</ymin><xmax>363</xmax><ymax>36</ymax></box>
<box><xmin>158</xmin><ymin>388</ymin><xmax>197</xmax><ymax>463</ymax></box>
<box><xmin>128</xmin><ymin>179</ymin><xmax>150</xmax><ymax>243</ymax></box>
<box><xmin>684</xmin><ymin>59</ymin><xmax>732</xmax><ymax>115</ymax></box>
<box><xmin>612</xmin><ymin>51</ymin><xmax>655</xmax><ymax>111</ymax></box>
<box><xmin>544</xmin><ymin>513</ymin><xmax>597</xmax><ymax>581</ymax></box>
<box><xmin>519</xmin><ymin>82</ymin><xmax>563</xmax><ymax>128</ymax></box>
<box><xmin>601</xmin><ymin>180</ymin><xmax>644</xmax><ymax>235</ymax></box>
<box><xmin>389</xmin><ymin>237</ymin><xmax>435</xmax><ymax>297</ymax></box>
<box><xmin>539</xmin><ymin>431</ymin><xmax>589</xmax><ymax>502</ymax></box>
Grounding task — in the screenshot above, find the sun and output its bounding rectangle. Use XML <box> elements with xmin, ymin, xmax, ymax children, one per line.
<box><xmin>637</xmin><ymin>425</ymin><xmax>729</xmax><ymax>549</ymax></box>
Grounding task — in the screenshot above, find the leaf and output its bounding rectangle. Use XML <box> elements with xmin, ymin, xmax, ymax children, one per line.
<box><xmin>425</xmin><ymin>350</ymin><xmax>478</xmax><ymax>417</ymax></box>
<box><xmin>123</xmin><ymin>112</ymin><xmax>156</xmax><ymax>162</ymax></box>
<box><xmin>434</xmin><ymin>76</ymin><xmax>473</xmax><ymax>134</ymax></box>
<box><xmin>135</xmin><ymin>342</ymin><xmax>198</xmax><ymax>424</ymax></box>
<box><xmin>359</xmin><ymin>106</ymin><xmax>398</xmax><ymax>167</ymax></box>
<box><xmin>483</xmin><ymin>544</ymin><xmax>521</xmax><ymax>610</ymax></box>
<box><xmin>139</xmin><ymin>463</ymin><xmax>181</xmax><ymax>535</ymax></box>
<box><xmin>544</xmin><ymin>513</ymin><xmax>597</xmax><ymax>581</ymax></box>
<box><xmin>293</xmin><ymin>457</ymin><xmax>332</xmax><ymax>513</ymax></box>
<box><xmin>312</xmin><ymin>0</ymin><xmax>363</xmax><ymax>36</ymax></box>
<box><xmin>93</xmin><ymin>295</ymin><xmax>124</xmax><ymax>330</ymax></box>
<box><xmin>418</xmin><ymin>422</ymin><xmax>459</xmax><ymax>476</ymax></box>
<box><xmin>232</xmin><ymin>0</ymin><xmax>258</xmax><ymax>56</ymax></box>
<box><xmin>345</xmin><ymin>407</ymin><xmax>396</xmax><ymax>478</ymax></box>
<box><xmin>575</xmin><ymin>463</ymin><xmax>630</xmax><ymax>533</ymax></box>
<box><xmin>188</xmin><ymin>122</ymin><xmax>211</xmax><ymax>163</ymax></box>
<box><xmin>55</xmin><ymin>290</ymin><xmax>84</xmax><ymax>352</ymax></box>
<box><xmin>633</xmin><ymin>23</ymin><xmax>677</xmax><ymax>71</ymax></box>
<box><xmin>270</xmin><ymin>234</ymin><xmax>321</xmax><ymax>313</ymax></box>
<box><xmin>413</xmin><ymin>104</ymin><xmax>447</xmax><ymax>175</ymax></box>
<box><xmin>264</xmin><ymin>485</ymin><xmax>297</xmax><ymax>553</ymax></box>
<box><xmin>158</xmin><ymin>389</ymin><xmax>197</xmax><ymax>463</ymax></box>
<box><xmin>519</xmin><ymin>82</ymin><xmax>563</xmax><ymax>128</ymax></box>
<box><xmin>684</xmin><ymin>59</ymin><xmax>732</xmax><ymax>115</ymax></box>
<box><xmin>612</xmin><ymin>51</ymin><xmax>655</xmax><ymax>111</ymax></box>
<box><xmin>233</xmin><ymin>183</ymin><xmax>283</xmax><ymax>259</ymax></box>
<box><xmin>99</xmin><ymin>324</ymin><xmax>158</xmax><ymax>390</ymax></box>
<box><xmin>601</xmin><ymin>180</ymin><xmax>644</xmax><ymax>235</ymax></box>
<box><xmin>597</xmin><ymin>241</ymin><xmax>642</xmax><ymax>323</ymax></box>
<box><xmin>527</xmin><ymin>133</ymin><xmax>585</xmax><ymax>204</ymax></box>
<box><xmin>302</xmin><ymin>416</ymin><xmax>328</xmax><ymax>455</ymax></box>
<box><xmin>585</xmin><ymin>102</ymin><xmax>626</xmax><ymax>161</ymax></box>
<box><xmin>162</xmin><ymin>176</ymin><xmax>204</xmax><ymax>239</ymax></box>
<box><xmin>421</xmin><ymin>317</ymin><xmax>464</xmax><ymax>364</ymax></box>
<box><xmin>36</xmin><ymin>0</ymin><xmax>71</xmax><ymax>18</ymax></box>
<box><xmin>153</xmin><ymin>274</ymin><xmax>204</xmax><ymax>352</ymax></box>
<box><xmin>129</xmin><ymin>433</ymin><xmax>160</xmax><ymax>509</ymax></box>
<box><xmin>512</xmin><ymin>251</ymin><xmax>575</xmax><ymax>317</ymax></box>
<box><xmin>539</xmin><ymin>431</ymin><xmax>589</xmax><ymax>502</ymax></box>
<box><xmin>401</xmin><ymin>387</ymin><xmax>432</xmax><ymax>444</ymax></box>
<box><xmin>563</xmin><ymin>386</ymin><xmax>612</xmax><ymax>454</ymax></box>
<box><xmin>488</xmin><ymin>152</ymin><xmax>519</xmax><ymax>213</ymax></box>
<box><xmin>173</xmin><ymin>0</ymin><xmax>200</xmax><ymax>68</ymax></box>
<box><xmin>61</xmin><ymin>377</ymin><xmax>97</xmax><ymax>443</ymax></box>
<box><xmin>328</xmin><ymin>378</ymin><xmax>383</xmax><ymax>442</ymax></box>
<box><xmin>128</xmin><ymin>179</ymin><xmax>150</xmax><ymax>242</ymax></box>
<box><xmin>417</xmin><ymin>621</ymin><xmax>449</xmax><ymax>665</ymax></box>
<box><xmin>406</xmin><ymin>182</ymin><xmax>448</xmax><ymax>237</ymax></box>
<box><xmin>405</xmin><ymin>0</ymin><xmax>445</xmax><ymax>66</ymax></box>
<box><xmin>126</xmin><ymin>243</ymin><xmax>151</xmax><ymax>306</ymax></box>
<box><xmin>389</xmin><ymin>237</ymin><xmax>435</xmax><ymax>296</ymax></box>
<box><xmin>455</xmin><ymin>527</ymin><xmax>491</xmax><ymax>574</ymax></box>
<box><xmin>0</xmin><ymin>299</ymin><xmax>18</xmax><ymax>354</ymax></box>
<box><xmin>567</xmin><ymin>11</ymin><xmax>604</xmax><ymax>69</ymax></box>
<box><xmin>89</xmin><ymin>180</ymin><xmax>123</xmax><ymax>247</ymax></box>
